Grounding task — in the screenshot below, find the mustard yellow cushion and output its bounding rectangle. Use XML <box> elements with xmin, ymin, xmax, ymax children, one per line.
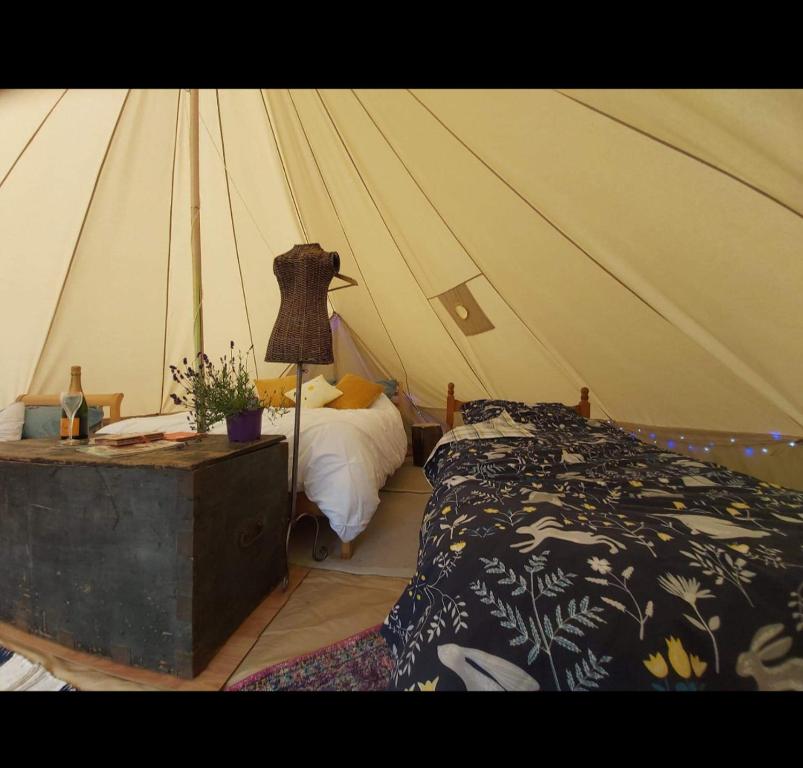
<box><xmin>256</xmin><ymin>376</ymin><xmax>296</xmax><ymax>408</ymax></box>
<box><xmin>326</xmin><ymin>373</ymin><xmax>384</xmax><ymax>410</ymax></box>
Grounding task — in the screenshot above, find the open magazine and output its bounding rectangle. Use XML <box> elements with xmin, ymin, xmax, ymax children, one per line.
<box><xmin>78</xmin><ymin>430</ymin><xmax>201</xmax><ymax>456</ymax></box>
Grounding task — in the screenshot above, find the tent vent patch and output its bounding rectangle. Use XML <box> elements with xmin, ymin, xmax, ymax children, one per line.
<box><xmin>436</xmin><ymin>282</ymin><xmax>494</xmax><ymax>336</ymax></box>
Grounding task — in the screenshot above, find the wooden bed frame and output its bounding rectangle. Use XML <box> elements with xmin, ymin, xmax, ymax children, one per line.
<box><xmin>15</xmin><ymin>392</ymin><xmax>125</xmax><ymax>425</ymax></box>
<box><xmin>293</xmin><ymin>493</ymin><xmax>354</xmax><ymax>560</ymax></box>
<box><xmin>291</xmin><ymin>393</ymin><xmax>405</xmax><ymax>561</ymax></box>
<box><xmin>290</xmin><ymin>392</ymin><xmax>406</xmax><ymax>561</ymax></box>
<box><xmin>446</xmin><ymin>383</ymin><xmax>590</xmax><ymax>430</ymax></box>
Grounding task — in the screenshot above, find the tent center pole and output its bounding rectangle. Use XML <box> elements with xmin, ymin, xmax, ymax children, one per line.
<box><xmin>189</xmin><ymin>88</ymin><xmax>204</xmax><ymax>362</ymax></box>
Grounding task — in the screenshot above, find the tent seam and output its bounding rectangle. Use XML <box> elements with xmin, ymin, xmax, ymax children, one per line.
<box><xmin>259</xmin><ymin>89</ymin><xmax>310</xmax><ymax>243</ymax></box>
<box><xmin>425</xmin><ymin>274</ymin><xmax>481</xmax><ymax>301</ymax></box>
<box><xmin>27</xmin><ymin>89</ymin><xmax>132</xmax><ymax>395</ymax></box>
<box><xmin>159</xmin><ymin>89</ymin><xmax>182</xmax><ymax>414</ymax></box>
<box><xmin>405</xmin><ymin>89</ymin><xmax>672</xmax><ymax>326</ymax></box>
<box><xmin>553</xmin><ymin>89</ymin><xmax>803</xmax><ymax>221</ymax></box>
<box><xmin>197</xmin><ymin>107</ymin><xmax>276</xmax><ymax>256</ymax></box>
<box><xmin>352</xmin><ymin>89</ymin><xmax>612</xmax><ymax>418</ymax></box>
<box><xmin>0</xmin><ymin>89</ymin><xmax>68</xmax><ymax>191</ymax></box>
<box><xmin>314</xmin><ymin>89</ymin><xmax>493</xmax><ymax>399</ymax></box>
<box><xmin>215</xmin><ymin>89</ymin><xmax>259</xmax><ymax>378</ymax></box>
<box><xmin>407</xmin><ymin>90</ymin><xmax>803</xmax><ymax>429</ymax></box>
<box><xmin>285</xmin><ymin>89</ymin><xmax>414</xmax><ymax>399</ymax></box>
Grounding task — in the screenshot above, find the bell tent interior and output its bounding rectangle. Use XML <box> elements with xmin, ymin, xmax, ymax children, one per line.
<box><xmin>1</xmin><ymin>88</ymin><xmax>802</xmax><ymax>692</ymax></box>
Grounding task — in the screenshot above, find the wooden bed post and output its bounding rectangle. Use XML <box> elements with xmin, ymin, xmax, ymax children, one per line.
<box><xmin>294</xmin><ymin>492</ymin><xmax>355</xmax><ymax>560</ymax></box>
<box><xmin>446</xmin><ymin>382</ymin><xmax>456</xmax><ymax>430</ymax></box>
<box><xmin>578</xmin><ymin>387</ymin><xmax>590</xmax><ymax>418</ymax></box>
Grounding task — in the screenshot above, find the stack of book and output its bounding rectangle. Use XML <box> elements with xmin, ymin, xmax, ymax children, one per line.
<box><xmin>93</xmin><ymin>431</ymin><xmax>200</xmax><ymax>448</ymax></box>
<box><xmin>163</xmin><ymin>432</ymin><xmax>201</xmax><ymax>443</ymax></box>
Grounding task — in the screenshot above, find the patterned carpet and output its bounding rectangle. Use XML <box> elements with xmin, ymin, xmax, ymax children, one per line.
<box><xmin>226</xmin><ymin>625</ymin><xmax>393</xmax><ymax>691</ymax></box>
<box><xmin>0</xmin><ymin>645</ymin><xmax>75</xmax><ymax>691</ymax></box>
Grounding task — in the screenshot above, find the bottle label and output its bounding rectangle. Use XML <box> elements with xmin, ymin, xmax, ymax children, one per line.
<box><xmin>60</xmin><ymin>417</ymin><xmax>80</xmax><ymax>438</ymax></box>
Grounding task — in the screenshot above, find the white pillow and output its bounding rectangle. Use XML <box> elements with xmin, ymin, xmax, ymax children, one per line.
<box><xmin>0</xmin><ymin>401</ymin><xmax>25</xmax><ymax>442</ymax></box>
<box><xmin>284</xmin><ymin>375</ymin><xmax>343</xmax><ymax>409</ymax></box>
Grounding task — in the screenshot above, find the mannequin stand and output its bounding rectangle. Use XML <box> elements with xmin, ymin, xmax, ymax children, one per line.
<box><xmin>282</xmin><ymin>364</ymin><xmax>328</xmax><ymax>590</ymax></box>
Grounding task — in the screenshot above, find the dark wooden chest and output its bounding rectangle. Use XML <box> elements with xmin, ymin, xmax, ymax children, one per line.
<box><xmin>0</xmin><ymin>435</ymin><xmax>288</xmax><ymax>678</ymax></box>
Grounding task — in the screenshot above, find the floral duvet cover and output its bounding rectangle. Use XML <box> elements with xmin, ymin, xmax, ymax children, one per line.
<box><xmin>382</xmin><ymin>403</ymin><xmax>803</xmax><ymax>691</ymax></box>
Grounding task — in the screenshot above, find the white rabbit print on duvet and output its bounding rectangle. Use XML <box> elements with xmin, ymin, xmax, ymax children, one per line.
<box><xmin>382</xmin><ymin>402</ymin><xmax>803</xmax><ymax>691</ymax></box>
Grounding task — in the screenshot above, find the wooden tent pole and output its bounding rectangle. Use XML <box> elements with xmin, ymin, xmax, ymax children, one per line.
<box><xmin>189</xmin><ymin>88</ymin><xmax>204</xmax><ymax>362</ymax></box>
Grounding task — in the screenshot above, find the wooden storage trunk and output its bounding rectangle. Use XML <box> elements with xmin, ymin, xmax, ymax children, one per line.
<box><xmin>0</xmin><ymin>435</ymin><xmax>288</xmax><ymax>678</ymax></box>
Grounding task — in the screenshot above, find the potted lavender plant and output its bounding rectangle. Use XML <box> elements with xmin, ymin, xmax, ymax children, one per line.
<box><xmin>169</xmin><ymin>342</ymin><xmax>271</xmax><ymax>442</ymax></box>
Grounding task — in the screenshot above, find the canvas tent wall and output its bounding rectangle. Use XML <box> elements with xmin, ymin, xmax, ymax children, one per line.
<box><xmin>1</xmin><ymin>88</ymin><xmax>802</xmax><ymax>486</ymax></box>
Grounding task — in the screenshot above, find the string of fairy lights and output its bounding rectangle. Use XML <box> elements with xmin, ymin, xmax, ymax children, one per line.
<box><xmin>606</xmin><ymin>421</ymin><xmax>799</xmax><ymax>457</ymax></box>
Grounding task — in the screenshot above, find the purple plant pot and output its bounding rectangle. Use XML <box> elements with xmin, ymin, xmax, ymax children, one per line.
<box><xmin>226</xmin><ymin>408</ymin><xmax>264</xmax><ymax>442</ymax></box>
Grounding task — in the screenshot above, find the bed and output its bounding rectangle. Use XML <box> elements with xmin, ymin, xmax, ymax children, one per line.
<box><xmin>381</xmin><ymin>385</ymin><xmax>803</xmax><ymax>691</ymax></box>
<box><xmin>94</xmin><ymin>393</ymin><xmax>408</xmax><ymax>558</ymax></box>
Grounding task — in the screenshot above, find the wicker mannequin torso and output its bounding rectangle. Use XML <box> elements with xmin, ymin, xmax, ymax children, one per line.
<box><xmin>265</xmin><ymin>244</ymin><xmax>339</xmax><ymax>364</ymax></box>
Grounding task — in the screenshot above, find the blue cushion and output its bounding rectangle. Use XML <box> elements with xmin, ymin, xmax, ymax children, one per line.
<box><xmin>22</xmin><ymin>405</ymin><xmax>105</xmax><ymax>439</ymax></box>
<box><xmin>376</xmin><ymin>378</ymin><xmax>399</xmax><ymax>398</ymax></box>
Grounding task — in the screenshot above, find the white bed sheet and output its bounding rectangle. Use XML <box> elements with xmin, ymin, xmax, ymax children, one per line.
<box><xmin>95</xmin><ymin>394</ymin><xmax>408</xmax><ymax>542</ymax></box>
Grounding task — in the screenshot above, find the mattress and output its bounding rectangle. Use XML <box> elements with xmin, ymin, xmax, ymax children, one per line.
<box><xmin>382</xmin><ymin>402</ymin><xmax>803</xmax><ymax>691</ymax></box>
<box><xmin>95</xmin><ymin>394</ymin><xmax>408</xmax><ymax>542</ymax></box>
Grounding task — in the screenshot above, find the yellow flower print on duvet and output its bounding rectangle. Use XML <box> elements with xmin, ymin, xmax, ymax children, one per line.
<box><xmin>643</xmin><ymin>637</ymin><xmax>707</xmax><ymax>691</ymax></box>
<box><xmin>643</xmin><ymin>652</ymin><xmax>668</xmax><ymax>678</ymax></box>
<box><xmin>406</xmin><ymin>677</ymin><xmax>439</xmax><ymax>691</ymax></box>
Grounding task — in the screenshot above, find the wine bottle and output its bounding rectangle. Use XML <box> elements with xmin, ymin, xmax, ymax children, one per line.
<box><xmin>60</xmin><ymin>365</ymin><xmax>90</xmax><ymax>440</ymax></box>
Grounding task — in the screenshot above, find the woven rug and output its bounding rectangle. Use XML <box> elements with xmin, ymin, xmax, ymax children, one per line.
<box><xmin>0</xmin><ymin>645</ymin><xmax>75</xmax><ymax>691</ymax></box>
<box><xmin>226</xmin><ymin>625</ymin><xmax>392</xmax><ymax>691</ymax></box>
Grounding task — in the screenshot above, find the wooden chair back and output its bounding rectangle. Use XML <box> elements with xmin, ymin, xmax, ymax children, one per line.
<box><xmin>16</xmin><ymin>393</ymin><xmax>124</xmax><ymax>425</ymax></box>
